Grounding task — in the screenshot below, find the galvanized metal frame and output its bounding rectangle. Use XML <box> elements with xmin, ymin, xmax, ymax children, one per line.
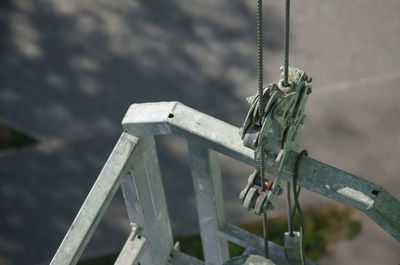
<box><xmin>51</xmin><ymin>101</ymin><xmax>400</xmax><ymax>265</ymax></box>
<box><xmin>187</xmin><ymin>139</ymin><xmax>230</xmax><ymax>263</ymax></box>
<box><xmin>50</xmin><ymin>133</ymin><xmax>140</xmax><ymax>265</ymax></box>
<box><xmin>120</xmin><ymin>136</ymin><xmax>174</xmax><ymax>265</ymax></box>
<box><xmin>122</xmin><ymin>102</ymin><xmax>400</xmax><ymax>241</ymax></box>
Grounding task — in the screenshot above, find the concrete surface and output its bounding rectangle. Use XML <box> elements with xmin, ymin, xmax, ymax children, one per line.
<box><xmin>0</xmin><ymin>0</ymin><xmax>399</xmax><ymax>264</ymax></box>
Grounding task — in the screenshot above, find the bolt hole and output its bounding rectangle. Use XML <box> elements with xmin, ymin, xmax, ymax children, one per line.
<box><xmin>137</xmin><ymin>235</ymin><xmax>142</xmax><ymax>239</ymax></box>
<box><xmin>168</xmin><ymin>113</ymin><xmax>174</xmax><ymax>118</ymax></box>
<box><xmin>170</xmin><ymin>253</ymin><xmax>174</xmax><ymax>258</ymax></box>
<box><xmin>372</xmin><ymin>189</ymin><xmax>379</xmax><ymax>196</ymax></box>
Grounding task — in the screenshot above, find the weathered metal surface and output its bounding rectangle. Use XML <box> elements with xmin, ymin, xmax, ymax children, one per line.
<box><xmin>121</xmin><ymin>136</ymin><xmax>173</xmax><ymax>265</ymax></box>
<box><xmin>219</xmin><ymin>223</ymin><xmax>281</xmax><ymax>255</ymax></box>
<box><xmin>283</xmin><ymin>232</ymin><xmax>301</xmax><ymax>263</ymax></box>
<box><xmin>239</xmin><ymin>170</ymin><xmax>281</xmax><ymax>215</ymax></box>
<box><xmin>188</xmin><ymin>139</ymin><xmax>229</xmax><ymax>265</ymax></box>
<box><xmin>219</xmin><ymin>224</ymin><xmax>318</xmax><ymax>265</ymax></box>
<box><xmin>168</xmin><ymin>249</ymin><xmax>204</xmax><ymax>265</ymax></box>
<box><xmin>120</xmin><ymin>175</ymin><xmax>145</xmax><ymax>228</ymax></box>
<box><xmin>364</xmin><ymin>187</ymin><xmax>400</xmax><ymax>241</ymax></box>
<box><xmin>240</xmin><ymin>67</ymin><xmax>311</xmax><ymax>169</ymax></box>
<box><xmin>114</xmin><ymin>226</ymin><xmax>146</xmax><ymax>265</ymax></box>
<box><xmin>281</xmin><ymin>150</ymin><xmax>400</xmax><ymax>241</ymax></box>
<box><xmin>223</xmin><ymin>255</ymin><xmax>276</xmax><ymax>265</ymax></box>
<box><xmin>123</xmin><ymin>102</ymin><xmax>256</xmax><ymax>166</ymax></box>
<box><xmin>50</xmin><ymin>133</ymin><xmax>138</xmax><ymax>265</ymax></box>
<box><xmin>234</xmin><ymin>66</ymin><xmax>312</xmax><ymax>217</ymax></box>
<box><xmin>122</xmin><ymin>101</ymin><xmax>400</xmax><ymax>241</ymax></box>
<box><xmin>52</xmin><ymin>101</ymin><xmax>400</xmax><ymax>265</ymax></box>
<box><xmin>122</xmin><ymin>101</ymin><xmax>177</xmax><ymax>136</ymax></box>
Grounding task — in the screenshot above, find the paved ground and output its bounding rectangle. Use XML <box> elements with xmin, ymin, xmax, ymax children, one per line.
<box><xmin>0</xmin><ymin>0</ymin><xmax>400</xmax><ymax>264</ymax></box>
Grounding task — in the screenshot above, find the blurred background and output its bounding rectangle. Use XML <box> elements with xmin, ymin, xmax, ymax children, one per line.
<box><xmin>0</xmin><ymin>0</ymin><xmax>400</xmax><ymax>264</ymax></box>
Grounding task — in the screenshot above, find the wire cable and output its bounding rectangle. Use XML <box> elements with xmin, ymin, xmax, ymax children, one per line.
<box><xmin>287</xmin><ymin>181</ymin><xmax>293</xmax><ymax>235</ymax></box>
<box><xmin>256</xmin><ymin>0</ymin><xmax>269</xmax><ymax>258</ymax></box>
<box><xmin>291</xmin><ymin>150</ymin><xmax>308</xmax><ymax>265</ymax></box>
<box><xmin>283</xmin><ymin>0</ymin><xmax>291</xmax><ymax>87</ymax></box>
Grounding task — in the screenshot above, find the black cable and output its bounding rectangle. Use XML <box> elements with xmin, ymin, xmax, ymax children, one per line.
<box><xmin>287</xmin><ymin>181</ymin><xmax>293</xmax><ymax>235</ymax></box>
<box><xmin>291</xmin><ymin>150</ymin><xmax>308</xmax><ymax>265</ymax></box>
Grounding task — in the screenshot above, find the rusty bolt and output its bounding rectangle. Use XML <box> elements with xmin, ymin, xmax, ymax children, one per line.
<box><xmin>266</xmin><ymin>180</ymin><xmax>274</xmax><ymax>190</ymax></box>
<box><xmin>306</xmin><ymin>76</ymin><xmax>313</xmax><ymax>83</ymax></box>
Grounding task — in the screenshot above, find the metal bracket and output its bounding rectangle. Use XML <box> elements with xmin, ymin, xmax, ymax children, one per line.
<box><xmin>240</xmin><ymin>67</ymin><xmax>312</xmax><ymax>169</ymax></box>
<box><xmin>283</xmin><ymin>232</ymin><xmax>301</xmax><ymax>263</ymax></box>
<box><xmin>239</xmin><ymin>67</ymin><xmax>312</xmax><ymax>213</ymax></box>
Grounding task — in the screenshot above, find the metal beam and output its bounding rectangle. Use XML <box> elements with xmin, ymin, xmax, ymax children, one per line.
<box><xmin>121</xmin><ymin>136</ymin><xmax>173</xmax><ymax>265</ymax></box>
<box><xmin>281</xmin><ymin>150</ymin><xmax>400</xmax><ymax>241</ymax></box>
<box><xmin>219</xmin><ymin>224</ymin><xmax>319</xmax><ymax>265</ymax></box>
<box><xmin>50</xmin><ymin>133</ymin><xmax>138</xmax><ymax>265</ymax></box>
<box><xmin>122</xmin><ymin>101</ymin><xmax>400</xmax><ymax>241</ymax></box>
<box><xmin>187</xmin><ymin>140</ymin><xmax>229</xmax><ymax>265</ymax></box>
<box><xmin>123</xmin><ymin>102</ymin><xmax>256</xmax><ymax>167</ymax></box>
<box><xmin>168</xmin><ymin>249</ymin><xmax>204</xmax><ymax>265</ymax></box>
<box><xmin>114</xmin><ymin>226</ymin><xmax>146</xmax><ymax>265</ymax></box>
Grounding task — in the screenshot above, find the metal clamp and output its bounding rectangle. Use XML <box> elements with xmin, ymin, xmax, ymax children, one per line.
<box><xmin>239</xmin><ymin>170</ymin><xmax>283</xmax><ymax>215</ymax></box>
<box><xmin>239</xmin><ymin>67</ymin><xmax>312</xmax><ymax>212</ymax></box>
<box><xmin>240</xmin><ymin>66</ymin><xmax>312</xmax><ymax>169</ymax></box>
